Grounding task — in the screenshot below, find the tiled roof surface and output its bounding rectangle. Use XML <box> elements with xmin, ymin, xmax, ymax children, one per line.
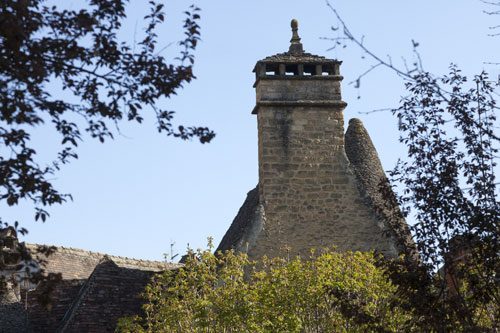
<box><xmin>345</xmin><ymin>118</ymin><xmax>417</xmax><ymax>256</ymax></box>
<box><xmin>26</xmin><ymin>244</ymin><xmax>176</xmax><ymax>280</ymax></box>
<box><xmin>258</xmin><ymin>51</ymin><xmax>340</xmax><ymax>64</ymax></box>
<box><xmin>58</xmin><ymin>259</ymin><xmax>158</xmax><ymax>332</ymax></box>
<box><xmin>216</xmin><ymin>186</ymin><xmax>259</xmax><ymax>254</ymax></box>
<box><xmin>18</xmin><ymin>244</ymin><xmax>180</xmax><ymax>332</ymax></box>
<box><xmin>23</xmin><ymin>279</ymin><xmax>83</xmax><ymax>332</ymax></box>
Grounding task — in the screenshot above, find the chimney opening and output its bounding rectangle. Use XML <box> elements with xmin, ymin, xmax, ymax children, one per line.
<box><xmin>265</xmin><ymin>63</ymin><xmax>279</xmax><ymax>76</ymax></box>
<box><xmin>303</xmin><ymin>65</ymin><xmax>315</xmax><ymax>75</ymax></box>
<box><xmin>285</xmin><ymin>64</ymin><xmax>298</xmax><ymax>76</ymax></box>
<box><xmin>322</xmin><ymin>64</ymin><xmax>336</xmax><ymax>75</ymax></box>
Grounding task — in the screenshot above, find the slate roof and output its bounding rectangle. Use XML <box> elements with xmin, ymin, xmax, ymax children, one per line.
<box><xmin>0</xmin><ymin>287</ymin><xmax>32</xmax><ymax>332</ymax></box>
<box><xmin>23</xmin><ymin>279</ymin><xmax>83</xmax><ymax>332</ymax></box>
<box><xmin>257</xmin><ymin>51</ymin><xmax>341</xmax><ymax>65</ymax></box>
<box><xmin>25</xmin><ymin>244</ymin><xmax>171</xmax><ymax>279</ymax></box>
<box><xmin>253</xmin><ymin>19</ymin><xmax>340</xmax><ymax>73</ymax></box>
<box><xmin>18</xmin><ymin>244</ymin><xmax>181</xmax><ymax>332</ymax></box>
<box><xmin>345</xmin><ymin>118</ymin><xmax>417</xmax><ymax>256</ymax></box>
<box><xmin>57</xmin><ymin>259</ymin><xmax>158</xmax><ymax>332</ymax></box>
<box><xmin>216</xmin><ymin>186</ymin><xmax>260</xmax><ymax>254</ymax></box>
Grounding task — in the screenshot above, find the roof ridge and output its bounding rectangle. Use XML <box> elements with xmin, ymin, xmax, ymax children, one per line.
<box><xmin>25</xmin><ymin>243</ymin><xmax>182</xmax><ymax>271</ymax></box>
<box><xmin>25</xmin><ymin>242</ymin><xmax>174</xmax><ymax>266</ymax></box>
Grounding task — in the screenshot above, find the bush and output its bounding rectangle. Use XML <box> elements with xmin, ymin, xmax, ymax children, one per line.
<box><xmin>117</xmin><ymin>244</ymin><xmax>412</xmax><ymax>332</ymax></box>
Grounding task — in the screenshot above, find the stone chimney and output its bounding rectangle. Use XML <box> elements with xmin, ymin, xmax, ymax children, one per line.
<box><xmin>217</xmin><ymin>20</ymin><xmax>413</xmax><ymax>260</ymax></box>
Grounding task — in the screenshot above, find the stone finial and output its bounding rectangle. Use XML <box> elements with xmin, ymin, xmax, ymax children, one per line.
<box><xmin>289</xmin><ymin>19</ymin><xmax>303</xmax><ymax>54</ymax></box>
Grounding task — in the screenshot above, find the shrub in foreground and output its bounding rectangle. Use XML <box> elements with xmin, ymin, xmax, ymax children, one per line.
<box><xmin>117</xmin><ymin>245</ymin><xmax>412</xmax><ymax>332</ymax></box>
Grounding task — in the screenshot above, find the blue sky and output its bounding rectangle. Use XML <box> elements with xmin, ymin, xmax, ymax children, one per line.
<box><xmin>5</xmin><ymin>0</ymin><xmax>499</xmax><ymax>261</ymax></box>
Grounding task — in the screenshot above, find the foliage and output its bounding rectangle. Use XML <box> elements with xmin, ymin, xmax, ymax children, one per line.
<box><xmin>0</xmin><ymin>0</ymin><xmax>214</xmax><ymax>308</ymax></box>
<box><xmin>326</xmin><ymin>3</ymin><xmax>500</xmax><ymax>330</ymax></box>
<box><xmin>0</xmin><ymin>0</ymin><xmax>214</xmax><ymax>231</ymax></box>
<box><xmin>384</xmin><ymin>68</ymin><xmax>500</xmax><ymax>332</ymax></box>
<box><xmin>117</xmin><ymin>245</ymin><xmax>412</xmax><ymax>333</ymax></box>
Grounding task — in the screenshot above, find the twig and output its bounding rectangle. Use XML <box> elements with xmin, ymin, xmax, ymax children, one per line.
<box><xmin>358</xmin><ymin>108</ymin><xmax>395</xmax><ymax>115</ymax></box>
<box><xmin>481</xmin><ymin>0</ymin><xmax>500</xmax><ymax>6</ymax></box>
<box><xmin>348</xmin><ymin>63</ymin><xmax>382</xmax><ymax>86</ymax></box>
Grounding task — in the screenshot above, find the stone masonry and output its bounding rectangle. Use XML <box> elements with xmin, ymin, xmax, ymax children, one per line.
<box><xmin>217</xmin><ymin>20</ymin><xmax>414</xmax><ymax>260</ymax></box>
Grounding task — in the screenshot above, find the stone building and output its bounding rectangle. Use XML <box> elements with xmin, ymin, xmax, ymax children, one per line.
<box><xmin>1</xmin><ymin>19</ymin><xmax>414</xmax><ymax>332</ymax></box>
<box><xmin>217</xmin><ymin>19</ymin><xmax>414</xmax><ymax>260</ymax></box>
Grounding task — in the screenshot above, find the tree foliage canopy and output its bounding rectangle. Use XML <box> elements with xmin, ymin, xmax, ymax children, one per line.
<box><xmin>0</xmin><ymin>0</ymin><xmax>214</xmax><ymax>230</ymax></box>
<box><xmin>326</xmin><ymin>1</ymin><xmax>500</xmax><ymax>330</ymax></box>
<box><xmin>0</xmin><ymin>0</ymin><xmax>214</xmax><ymax>309</ymax></box>
<box><xmin>386</xmin><ymin>68</ymin><xmax>500</xmax><ymax>332</ymax></box>
<box><xmin>117</xmin><ymin>245</ymin><xmax>413</xmax><ymax>333</ymax></box>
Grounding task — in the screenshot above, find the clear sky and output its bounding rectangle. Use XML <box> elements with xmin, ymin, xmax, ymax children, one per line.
<box><xmin>4</xmin><ymin>0</ymin><xmax>499</xmax><ymax>261</ymax></box>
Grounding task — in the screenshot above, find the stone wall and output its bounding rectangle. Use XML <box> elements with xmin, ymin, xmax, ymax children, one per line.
<box><xmin>244</xmin><ymin>75</ymin><xmax>400</xmax><ymax>260</ymax></box>
<box><xmin>216</xmin><ymin>24</ymin><xmax>414</xmax><ymax>264</ymax></box>
<box><xmin>255</xmin><ymin>77</ymin><xmax>342</xmax><ymax>102</ymax></box>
